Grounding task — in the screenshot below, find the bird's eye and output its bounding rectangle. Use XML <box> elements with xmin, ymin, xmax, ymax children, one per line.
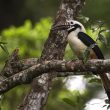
<box><xmin>70</xmin><ymin>22</ymin><xmax>74</xmax><ymax>24</ymax></box>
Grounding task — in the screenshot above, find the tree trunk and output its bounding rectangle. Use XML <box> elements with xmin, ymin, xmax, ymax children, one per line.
<box><xmin>18</xmin><ymin>0</ymin><xmax>85</xmax><ymax>109</ymax></box>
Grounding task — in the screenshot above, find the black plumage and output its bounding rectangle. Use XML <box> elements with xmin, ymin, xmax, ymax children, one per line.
<box><xmin>78</xmin><ymin>32</ymin><xmax>104</xmax><ymax>59</ymax></box>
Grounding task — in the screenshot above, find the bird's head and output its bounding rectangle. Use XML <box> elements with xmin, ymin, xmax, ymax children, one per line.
<box><xmin>52</xmin><ymin>20</ymin><xmax>86</xmax><ymax>34</ymax></box>
<box><xmin>66</xmin><ymin>20</ymin><xmax>86</xmax><ymax>34</ymax></box>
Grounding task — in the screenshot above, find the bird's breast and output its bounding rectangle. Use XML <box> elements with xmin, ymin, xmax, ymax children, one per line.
<box><xmin>67</xmin><ymin>33</ymin><xmax>96</xmax><ymax>59</ymax></box>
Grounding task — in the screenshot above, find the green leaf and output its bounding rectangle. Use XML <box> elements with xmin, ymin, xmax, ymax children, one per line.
<box><xmin>62</xmin><ymin>98</ymin><xmax>76</xmax><ymax>107</ymax></box>
<box><xmin>0</xmin><ymin>44</ymin><xmax>9</xmax><ymax>55</ymax></box>
<box><xmin>83</xmin><ymin>48</ymin><xmax>90</xmax><ymax>63</ymax></box>
<box><xmin>88</xmin><ymin>77</ymin><xmax>101</xmax><ymax>83</ymax></box>
<box><xmin>96</xmin><ymin>20</ymin><xmax>105</xmax><ymax>28</ymax></box>
<box><xmin>0</xmin><ymin>42</ymin><xmax>7</xmax><ymax>44</ymax></box>
<box><xmin>98</xmin><ymin>33</ymin><xmax>107</xmax><ymax>47</ymax></box>
<box><xmin>77</xmin><ymin>15</ymin><xmax>89</xmax><ymax>23</ymax></box>
<box><xmin>83</xmin><ymin>44</ymin><xmax>96</xmax><ymax>63</ymax></box>
<box><xmin>91</xmin><ymin>26</ymin><xmax>98</xmax><ymax>32</ymax></box>
<box><xmin>91</xmin><ymin>20</ymin><xmax>105</xmax><ymax>33</ymax></box>
<box><xmin>76</xmin><ymin>95</ymin><xmax>81</xmax><ymax>103</ymax></box>
<box><xmin>105</xmin><ymin>30</ymin><xmax>110</xmax><ymax>33</ymax></box>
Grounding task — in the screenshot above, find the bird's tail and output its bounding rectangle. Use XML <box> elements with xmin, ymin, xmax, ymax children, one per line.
<box><xmin>99</xmin><ymin>73</ymin><xmax>110</xmax><ymax>100</ymax></box>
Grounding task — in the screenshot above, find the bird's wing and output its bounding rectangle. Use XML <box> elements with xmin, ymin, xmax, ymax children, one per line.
<box><xmin>78</xmin><ymin>32</ymin><xmax>104</xmax><ymax>59</ymax></box>
<box><xmin>78</xmin><ymin>32</ymin><xmax>110</xmax><ymax>101</ymax></box>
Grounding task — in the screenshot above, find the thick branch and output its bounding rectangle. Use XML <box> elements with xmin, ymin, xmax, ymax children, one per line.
<box><xmin>0</xmin><ymin>59</ymin><xmax>110</xmax><ymax>95</ymax></box>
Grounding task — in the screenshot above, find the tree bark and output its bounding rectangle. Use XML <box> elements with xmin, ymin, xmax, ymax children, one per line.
<box><xmin>17</xmin><ymin>0</ymin><xmax>85</xmax><ymax>110</ymax></box>
<box><xmin>1</xmin><ymin>59</ymin><xmax>110</xmax><ymax>95</ymax></box>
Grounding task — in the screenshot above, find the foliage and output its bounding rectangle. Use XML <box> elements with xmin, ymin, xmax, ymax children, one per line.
<box><xmin>0</xmin><ymin>18</ymin><xmax>52</xmax><ymax>110</ymax></box>
<box><xmin>82</xmin><ymin>0</ymin><xmax>110</xmax><ymax>25</ymax></box>
<box><xmin>45</xmin><ymin>79</ymin><xmax>89</xmax><ymax>110</ymax></box>
<box><xmin>0</xmin><ymin>1</ymin><xmax>110</xmax><ymax>109</ymax></box>
<box><xmin>62</xmin><ymin>90</ymin><xmax>87</xmax><ymax>109</ymax></box>
<box><xmin>0</xmin><ymin>0</ymin><xmax>109</xmax><ymax>110</ymax></box>
<box><xmin>1</xmin><ymin>18</ymin><xmax>52</xmax><ymax>58</ymax></box>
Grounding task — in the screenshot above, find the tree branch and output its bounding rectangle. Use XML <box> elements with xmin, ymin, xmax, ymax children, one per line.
<box><xmin>0</xmin><ymin>59</ymin><xmax>110</xmax><ymax>95</ymax></box>
<box><xmin>2</xmin><ymin>49</ymin><xmax>38</xmax><ymax>77</ymax></box>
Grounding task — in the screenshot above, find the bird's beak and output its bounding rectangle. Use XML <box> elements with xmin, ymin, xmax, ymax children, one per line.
<box><xmin>51</xmin><ymin>24</ymin><xmax>71</xmax><ymax>31</ymax></box>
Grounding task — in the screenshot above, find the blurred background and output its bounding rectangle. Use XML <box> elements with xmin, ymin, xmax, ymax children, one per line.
<box><xmin>0</xmin><ymin>0</ymin><xmax>110</xmax><ymax>110</ymax></box>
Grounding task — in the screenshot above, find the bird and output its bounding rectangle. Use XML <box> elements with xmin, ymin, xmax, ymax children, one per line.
<box><xmin>52</xmin><ymin>20</ymin><xmax>110</xmax><ymax>100</ymax></box>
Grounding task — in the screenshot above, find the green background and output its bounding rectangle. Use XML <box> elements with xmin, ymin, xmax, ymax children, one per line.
<box><xmin>0</xmin><ymin>0</ymin><xmax>110</xmax><ymax>110</ymax></box>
